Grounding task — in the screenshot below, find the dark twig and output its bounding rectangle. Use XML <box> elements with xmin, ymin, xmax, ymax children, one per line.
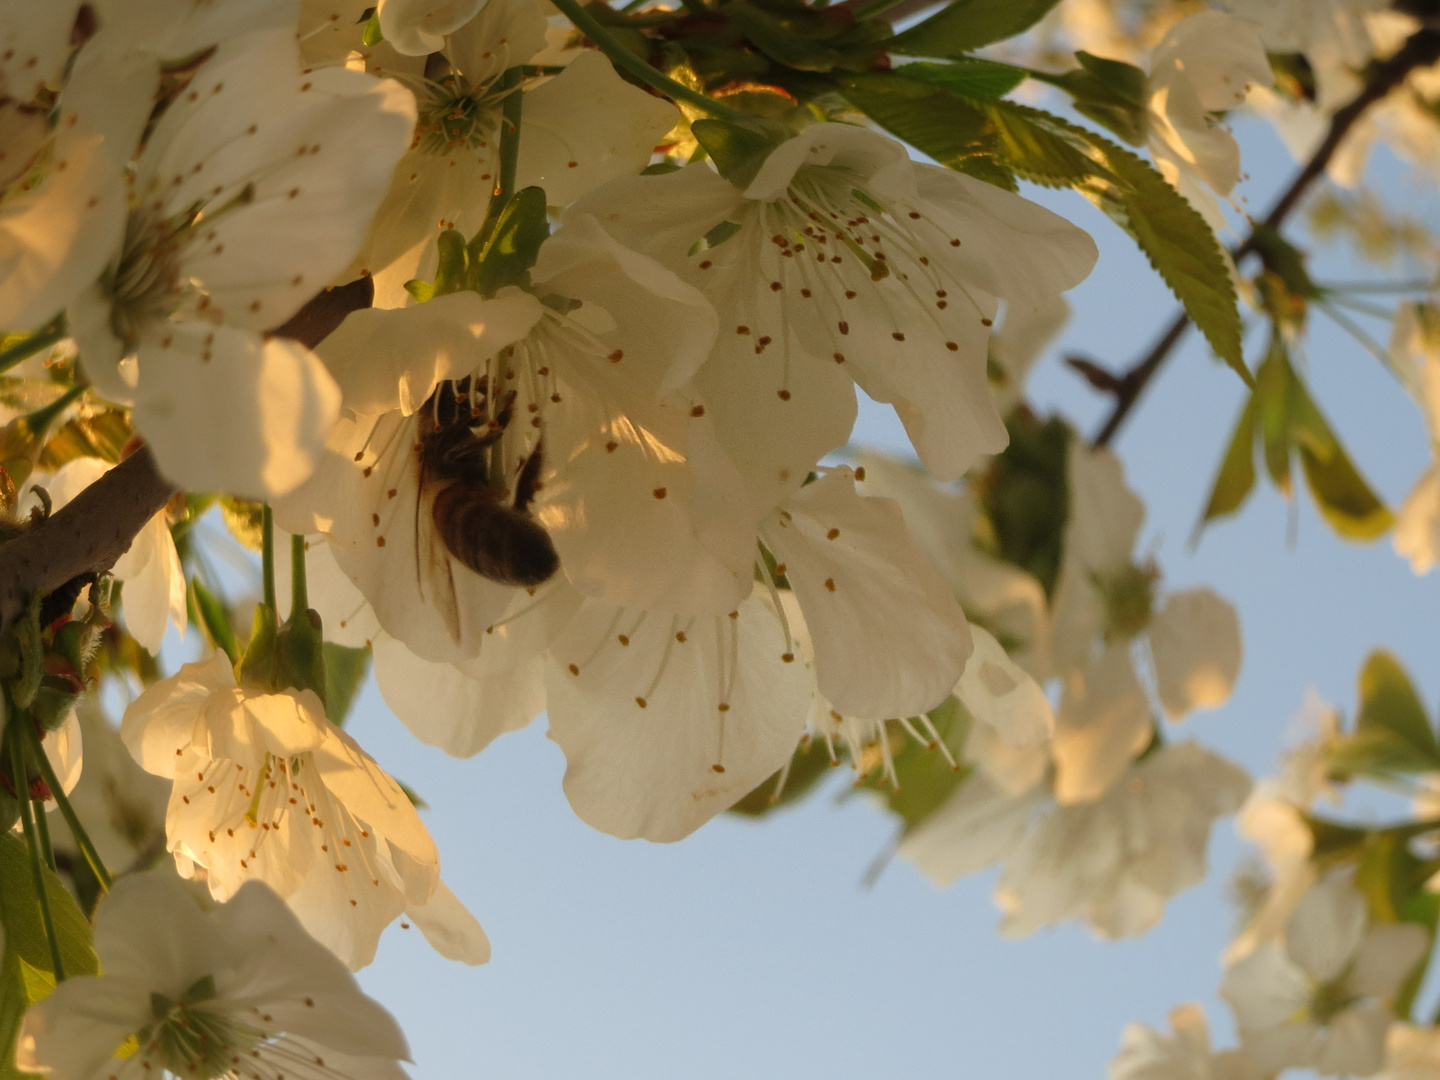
<box><xmin>0</xmin><ymin>447</ymin><xmax>174</xmax><ymax>635</ymax></box>
<box><xmin>1089</xmin><ymin>27</ymin><xmax>1440</xmax><ymax>448</ymax></box>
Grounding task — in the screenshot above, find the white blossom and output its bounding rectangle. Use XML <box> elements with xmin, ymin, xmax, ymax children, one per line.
<box><xmin>1111</xmin><ymin>1004</ymin><xmax>1263</xmax><ymax>1080</ymax></box>
<box><xmin>570</xmin><ymin>122</ymin><xmax>1098</xmax><ymax>514</ymax></box>
<box><xmin>277</xmin><ymin>215</ymin><xmax>744</xmax><ymax>664</ymax></box>
<box><xmin>63</xmin><ymin>16</ymin><xmax>415</xmax><ymax>499</ymax></box>
<box><xmin>17</xmin><ymin>873</ymin><xmax>412</xmax><ymax>1080</ymax></box>
<box><xmin>1144</xmin><ymin>12</ymin><xmax>1273</xmax><ymax>229</ymax></box>
<box><xmin>1049</xmin><ymin>442</ymin><xmax>1242</xmax><ymax>802</ymax></box>
<box><xmin>996</xmin><ymin>740</ymin><xmax>1251</xmax><ymax>938</ymax></box>
<box><xmin>1377</xmin><ymin>1024</ymin><xmax>1440</xmax><ymax>1080</ymax></box>
<box><xmin>121</xmin><ymin>654</ymin><xmax>488</xmax><ymax>970</ymax></box>
<box><xmin>1221</xmin><ymin>874</ymin><xmax>1429</xmax><ymax>1076</ymax></box>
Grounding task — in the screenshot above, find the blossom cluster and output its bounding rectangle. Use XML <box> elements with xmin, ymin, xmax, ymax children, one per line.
<box><xmin>0</xmin><ymin>0</ymin><xmax>1437</xmax><ymax>1075</ymax></box>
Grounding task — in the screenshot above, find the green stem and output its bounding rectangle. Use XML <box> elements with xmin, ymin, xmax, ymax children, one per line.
<box><xmin>23</xmin><ymin>382</ymin><xmax>86</xmax><ymax>441</ymax></box>
<box><xmin>473</xmin><ymin>66</ymin><xmax>526</xmax><ymax>251</ymax></box>
<box><xmin>10</xmin><ymin>721</ymin><xmax>64</xmax><ymax>981</ymax></box>
<box><xmin>290</xmin><ymin>533</ymin><xmax>308</xmax><ymax>616</ymax></box>
<box><xmin>261</xmin><ymin>504</ymin><xmax>276</xmax><ymax>612</ymax></box>
<box><xmin>547</xmin><ymin>0</ymin><xmax>750</xmax><ymax>122</ymax></box>
<box><xmin>0</xmin><ymin>319</ymin><xmax>66</xmax><ymax>378</ymax></box>
<box><xmin>24</xmin><ymin>720</ymin><xmax>111</xmax><ymax>891</ymax></box>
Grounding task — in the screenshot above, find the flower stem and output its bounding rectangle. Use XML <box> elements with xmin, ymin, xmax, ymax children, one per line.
<box><xmin>0</xmin><ymin>319</ymin><xmax>66</xmax><ymax>377</ymax></box>
<box><xmin>24</xmin><ymin>718</ymin><xmax>111</xmax><ymax>891</ymax></box>
<box><xmin>474</xmin><ymin>66</ymin><xmax>525</xmax><ymax>251</ymax></box>
<box><xmin>547</xmin><ymin>0</ymin><xmax>750</xmax><ymax>122</ymax></box>
<box><xmin>10</xmin><ymin>719</ymin><xmax>65</xmax><ymax>981</ymax></box>
<box><xmin>290</xmin><ymin>533</ymin><xmax>308</xmax><ymax>616</ymax></box>
<box><xmin>261</xmin><ymin>504</ymin><xmax>276</xmax><ymax>612</ymax></box>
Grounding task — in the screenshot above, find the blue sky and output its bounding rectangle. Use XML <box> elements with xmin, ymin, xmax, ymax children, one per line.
<box><xmin>340</xmin><ymin>118</ymin><xmax>1440</xmax><ymax>1078</ymax></box>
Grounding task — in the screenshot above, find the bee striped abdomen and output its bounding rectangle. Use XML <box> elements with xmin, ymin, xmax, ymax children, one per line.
<box><xmin>431</xmin><ymin>481</ymin><xmax>559</xmax><ymax>587</ymax></box>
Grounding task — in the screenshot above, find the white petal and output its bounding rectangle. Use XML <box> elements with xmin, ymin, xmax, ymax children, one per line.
<box><xmin>120</xmin><ymin>654</ymin><xmax>237</xmax><ymax>775</ymax></box>
<box><xmin>1148</xmin><ymin>587</ymin><xmax>1242</xmax><ymax>719</ymax></box>
<box><xmin>317</xmin><ymin>291</ymin><xmax>542</xmax><ymax>416</ymax></box>
<box><xmin>378</xmin><ymin>0</ymin><xmax>487</xmax><ymax>54</ymax></box>
<box><xmin>405</xmin><ymin>879</ymin><xmax>491</xmax><ymax>965</ymax></box>
<box><xmin>1394</xmin><ymin>464</ymin><xmax>1440</xmax><ymax>575</ymax></box>
<box><xmin>131</xmin><ymin>326</ymin><xmax>340</xmax><ymax>500</ymax></box>
<box><xmin>544</xmin><ymin>589</ymin><xmax>813</xmax><ymax>841</ymax></box>
<box><xmin>761</xmin><ymin>469</ymin><xmax>971</xmax><ymax>720</ymax></box>
<box><xmin>1315</xmin><ymin>1002</ymin><xmax>1392</xmax><ymax>1077</ymax></box>
<box><xmin>0</xmin><ymin>132</ymin><xmax>127</xmax><ymax>332</ymax></box>
<box><xmin>1287</xmin><ymin>875</ymin><xmax>1368</xmax><ymax>983</ymax></box>
<box><xmin>518</xmin><ymin>51</ymin><xmax>678</xmax><ymax>207</ymax></box>
<box><xmin>312</xmin><ymin>725</ymin><xmax>440</xmax><ymax>868</ymax></box>
<box><xmin>1053</xmin><ymin>644</ymin><xmax>1152</xmax><ymax>804</ymax></box>
<box><xmin>1220</xmin><ymin>941</ymin><xmax>1313</xmax><ymax>1030</ymax></box>
<box><xmin>373</xmin><ymin>627</ymin><xmax>548</xmax><ymax>757</ymax></box>
<box><xmin>899</xmin><ymin>774</ymin><xmax>1044</xmax><ymax>887</ymax></box>
<box><xmin>1350</xmin><ymin>922</ymin><xmax>1430</xmax><ymax>998</ymax></box>
<box><xmin>956</xmin><ymin>625</ymin><xmax>1054</xmax><ymax>748</ymax></box>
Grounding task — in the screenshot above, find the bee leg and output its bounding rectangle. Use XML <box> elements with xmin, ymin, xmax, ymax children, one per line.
<box><xmin>513</xmin><ymin>439</ymin><xmax>545</xmax><ymax>514</ymax></box>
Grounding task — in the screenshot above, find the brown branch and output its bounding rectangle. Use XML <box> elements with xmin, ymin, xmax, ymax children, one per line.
<box><xmin>0</xmin><ymin>447</ymin><xmax>175</xmax><ymax>634</ymax></box>
<box><xmin>1089</xmin><ymin>26</ymin><xmax>1440</xmax><ymax>449</ymax></box>
<box><xmin>0</xmin><ymin>279</ymin><xmax>375</xmax><ymax>637</ymax></box>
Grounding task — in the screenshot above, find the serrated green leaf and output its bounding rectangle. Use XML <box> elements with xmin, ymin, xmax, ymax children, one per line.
<box><xmin>1198</xmin><ymin>392</ymin><xmax>1257</xmax><ymax>527</ymax></box>
<box><xmin>837</xmin><ymin>73</ymin><xmax>996</xmax><ymax>172</ymax></box>
<box><xmin>889</xmin><ymin>0</ymin><xmax>1062</xmax><ymax>58</ymax></box>
<box><xmin>1289</xmin><ymin>373</ymin><xmax>1394</xmax><ymax>541</ymax></box>
<box><xmin>1043</xmin><ymin>53</ymin><xmax>1148</xmax><ymax>145</ymax></box>
<box><xmin>0</xmin><ymin>833</ymin><xmax>99</xmax><ymax>1078</ymax></box>
<box><xmin>323</xmin><ymin>643</ymin><xmax>371</xmax><ymax>728</ymax></box>
<box><xmin>1074</xmin><ymin>137</ymin><xmax>1247</xmax><ymax>382</ymax></box>
<box><xmin>892</xmin><ymin>58</ymin><xmax>1025</xmax><ymax>99</ymax></box>
<box><xmin>978</xmin><ymin>98</ymin><xmax>1095</xmax><ymax>186</ymax></box>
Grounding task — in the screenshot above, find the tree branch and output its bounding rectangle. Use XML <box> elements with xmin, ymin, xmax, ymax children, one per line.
<box><xmin>1089</xmin><ymin>26</ymin><xmax>1440</xmax><ymax>449</ymax></box>
<box><xmin>0</xmin><ymin>447</ymin><xmax>174</xmax><ymax>634</ymax></box>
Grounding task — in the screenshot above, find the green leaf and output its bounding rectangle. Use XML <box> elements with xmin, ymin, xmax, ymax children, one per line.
<box><xmin>1044</xmin><ymin>53</ymin><xmax>1148</xmax><ymax>146</ymax></box>
<box><xmin>431</xmin><ymin>229</ymin><xmax>470</xmax><ymax>297</ymax></box>
<box><xmin>892</xmin><ymin>58</ymin><xmax>1025</xmax><ymax>99</ymax></box>
<box><xmin>361</xmin><ymin>8</ymin><xmax>383</xmax><ymax>46</ymax></box>
<box><xmin>691</xmin><ymin>119</ymin><xmax>781</xmax><ymax>189</ymax></box>
<box><xmin>1288</xmin><ymin>372</ymin><xmax>1394</xmax><ymax>541</ymax></box>
<box><xmin>189</xmin><ymin>576</ymin><xmax>239</xmax><ymax>666</ymax></box>
<box><xmin>1256</xmin><ymin>339</ymin><xmax>1293</xmax><ymax>495</ymax></box>
<box><xmin>836</xmin><ymin>74</ymin><xmax>1000</xmax><ymax>178</ymax></box>
<box><xmin>977</xmin><ymin>99</ymin><xmax>1095</xmax><ymax>186</ymax></box>
<box><xmin>1249</xmin><ymin>223</ymin><xmax>1321</xmax><ymax>300</ymax></box>
<box><xmin>729</xmin><ymin>736</ymin><xmax>835</xmax><ymax>816</ymax></box>
<box><xmin>889</xmin><ymin>0</ymin><xmax>1063</xmax><ymax>58</ymax></box>
<box><xmin>725</xmin><ymin>0</ymin><xmax>846</xmax><ymax>72</ymax></box>
<box><xmin>323</xmin><ymin>643</ymin><xmax>372</xmax><ymax>728</ymax></box>
<box><xmin>1358</xmin><ymin>651</ymin><xmax>1439</xmax><ymax>762</ymax></box>
<box><xmin>469</xmin><ymin>187</ymin><xmax>550</xmax><ymax>298</ymax></box>
<box><xmin>1074</xmin><ymin>136</ymin><xmax>1247</xmax><ymax>383</ymax></box>
<box><xmin>1198</xmin><ymin>392</ymin><xmax>1257</xmax><ymax>527</ymax></box>
<box><xmin>0</xmin><ymin>833</ymin><xmax>99</xmax><ymax>1078</ymax></box>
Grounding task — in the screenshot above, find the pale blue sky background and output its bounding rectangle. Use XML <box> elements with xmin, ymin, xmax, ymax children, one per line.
<box><xmin>333</xmin><ymin>118</ymin><xmax>1440</xmax><ymax>1078</ymax></box>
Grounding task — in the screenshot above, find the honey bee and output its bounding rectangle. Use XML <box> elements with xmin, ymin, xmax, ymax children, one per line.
<box><xmin>417</xmin><ymin>376</ymin><xmax>559</xmax><ymax>588</ymax></box>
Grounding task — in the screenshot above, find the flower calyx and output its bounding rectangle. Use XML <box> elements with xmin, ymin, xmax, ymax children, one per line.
<box><xmin>237</xmin><ymin>601</ymin><xmax>328</xmax><ymax>707</ymax></box>
<box><xmin>406</xmin><ymin>185</ymin><xmax>551</xmax><ymax>304</ymax></box>
<box><xmin>691</xmin><ymin>117</ymin><xmax>787</xmax><ymax>189</ymax></box>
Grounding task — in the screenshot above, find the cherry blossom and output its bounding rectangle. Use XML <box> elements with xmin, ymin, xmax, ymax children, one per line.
<box><xmin>570</xmin><ymin>122</ymin><xmax>1098</xmax><ymax>513</ymax></box>
<box><xmin>17</xmin><ymin>873</ymin><xmax>412</xmax><ymax>1080</ymax></box>
<box><xmin>1221</xmin><ymin>874</ymin><xmax>1428</xmax><ymax>1076</ymax></box>
<box><xmin>121</xmin><ymin>654</ymin><xmax>488</xmax><ymax>970</ymax></box>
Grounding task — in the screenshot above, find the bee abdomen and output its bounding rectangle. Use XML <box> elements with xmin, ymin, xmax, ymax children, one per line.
<box><xmin>432</xmin><ymin>482</ymin><xmax>559</xmax><ymax>588</ymax></box>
